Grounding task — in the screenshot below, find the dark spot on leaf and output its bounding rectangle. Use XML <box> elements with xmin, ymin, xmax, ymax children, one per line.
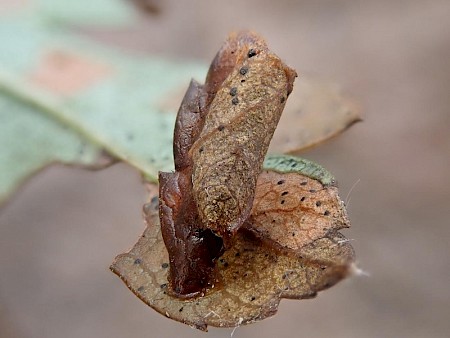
<box><xmin>218</xmin><ymin>125</ymin><xmax>225</xmax><ymax>131</ymax></box>
<box><xmin>235</xmin><ymin>252</ymin><xmax>240</xmax><ymax>257</ymax></box>
<box><xmin>241</xmin><ymin>79</ymin><xmax>245</xmax><ymax>83</ymax></box>
<box><xmin>232</xmin><ymin>97</ymin><xmax>239</xmax><ymax>105</ymax></box>
<box><xmin>324</xmin><ymin>210</ymin><xmax>330</xmax><ymax>216</ymax></box>
<box><xmin>161</xmin><ymin>262</ymin><xmax>169</xmax><ymax>269</ymax></box>
<box><xmin>250</xmin><ymin>296</ymin><xmax>256</xmax><ymax>301</ymax></box>
<box><xmin>316</xmin><ymin>201</ymin><xmax>322</xmax><ymax>207</ymax></box>
<box><xmin>300</xmin><ymin>196</ymin><xmax>306</xmax><ymax>202</ymax></box>
<box><xmin>199</xmin><ymin>147</ymin><xmax>204</xmax><ymax>153</ymax></box>
<box><xmin>137</xmin><ymin>286</ymin><xmax>144</xmax><ymax>292</ymax></box>
<box><xmin>277</xmin><ymin>180</ymin><xmax>285</xmax><ymax>185</ymax></box>
<box><xmin>179</xmin><ymin>307</ymin><xmax>184</xmax><ymax>312</ymax></box>
<box><xmin>281</xmin><ymin>191</ymin><xmax>289</xmax><ymax>196</ymax></box>
<box><xmin>160</xmin><ymin>283</ymin><xmax>167</xmax><ymax>289</ymax></box>
<box><xmin>280</xmin><ymin>200</ymin><xmax>285</xmax><ymax>205</ymax></box>
<box><xmin>229</xmin><ymin>87</ymin><xmax>237</xmax><ymax>96</ymax></box>
<box><xmin>280</xmin><ymin>96</ymin><xmax>285</xmax><ymax>103</ymax></box>
<box><xmin>248</xmin><ymin>49</ymin><xmax>257</xmax><ymax>58</ymax></box>
<box><xmin>134</xmin><ymin>258</ymin><xmax>142</xmax><ymax>265</ymax></box>
<box><xmin>300</xmin><ymin>181</ymin><xmax>307</xmax><ymax>186</ymax></box>
<box><xmin>309</xmin><ymin>189</ymin><xmax>316</xmax><ymax>193</ymax></box>
<box><xmin>239</xmin><ymin>66</ymin><xmax>249</xmax><ymax>75</ymax></box>
<box><xmin>292</xmin><ymin>232</ymin><xmax>295</xmax><ymax>237</ymax></box>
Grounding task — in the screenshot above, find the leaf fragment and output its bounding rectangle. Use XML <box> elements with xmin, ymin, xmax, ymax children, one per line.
<box><xmin>112</xmin><ymin>155</ymin><xmax>354</xmax><ymax>330</ymax></box>
<box><xmin>0</xmin><ymin>17</ymin><xmax>206</xmax><ymax>204</ymax></box>
<box><xmin>158</xmin><ymin>31</ymin><xmax>297</xmax><ymax>297</ymax></box>
<box><xmin>111</xmin><ymin>31</ymin><xmax>356</xmax><ymax>330</ymax></box>
<box><xmin>111</xmin><ymin>177</ymin><xmax>354</xmax><ymax>330</ymax></box>
<box><xmin>190</xmin><ymin>31</ymin><xmax>297</xmax><ymax>238</ymax></box>
<box><xmin>245</xmin><ymin>155</ymin><xmax>350</xmax><ymax>254</ymax></box>
<box><xmin>270</xmin><ymin>76</ymin><xmax>362</xmax><ymax>153</ymax></box>
<box><xmin>0</xmin><ymin>88</ymin><xmax>110</xmax><ymax>205</ymax></box>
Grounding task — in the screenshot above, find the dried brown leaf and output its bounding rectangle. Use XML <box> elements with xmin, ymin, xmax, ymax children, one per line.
<box><xmin>158</xmin><ymin>75</ymin><xmax>361</xmax><ymax>154</ymax></box>
<box><xmin>245</xmin><ymin>169</ymin><xmax>349</xmax><ymax>254</ymax></box>
<box><xmin>190</xmin><ymin>31</ymin><xmax>297</xmax><ymax>238</ymax></box>
<box><xmin>111</xmin><ymin>31</ymin><xmax>356</xmax><ymax>330</ymax></box>
<box><xmin>111</xmin><ymin>192</ymin><xmax>354</xmax><ymax>331</ymax></box>
<box><xmin>270</xmin><ymin>76</ymin><xmax>361</xmax><ymax>153</ymax></box>
<box><xmin>158</xmin><ymin>31</ymin><xmax>297</xmax><ymax>297</ymax></box>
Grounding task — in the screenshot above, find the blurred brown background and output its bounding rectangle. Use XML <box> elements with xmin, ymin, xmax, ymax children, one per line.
<box><xmin>1</xmin><ymin>0</ymin><xmax>449</xmax><ymax>337</ymax></box>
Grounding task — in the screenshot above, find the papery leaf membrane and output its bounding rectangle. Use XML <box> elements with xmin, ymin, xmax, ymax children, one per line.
<box><xmin>270</xmin><ymin>76</ymin><xmax>361</xmax><ymax>153</ymax></box>
<box><xmin>245</xmin><ymin>155</ymin><xmax>350</xmax><ymax>253</ymax></box>
<box><xmin>112</xmin><ymin>155</ymin><xmax>354</xmax><ymax>330</ymax></box>
<box><xmin>111</xmin><ymin>195</ymin><xmax>354</xmax><ymax>330</ymax></box>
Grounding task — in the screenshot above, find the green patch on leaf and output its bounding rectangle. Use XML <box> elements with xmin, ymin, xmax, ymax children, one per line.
<box><xmin>0</xmin><ymin>89</ymin><xmax>105</xmax><ymax>204</ymax></box>
<box><xmin>35</xmin><ymin>0</ymin><xmax>137</xmax><ymax>26</ymax></box>
<box><xmin>263</xmin><ymin>154</ymin><xmax>336</xmax><ymax>186</ymax></box>
<box><xmin>0</xmin><ymin>12</ymin><xmax>360</xmax><ymax>206</ymax></box>
<box><xmin>0</xmin><ymin>17</ymin><xmax>206</xmax><ymax>204</ymax></box>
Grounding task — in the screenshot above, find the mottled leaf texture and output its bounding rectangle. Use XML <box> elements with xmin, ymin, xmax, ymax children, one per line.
<box><xmin>245</xmin><ymin>155</ymin><xmax>350</xmax><ymax>254</ymax></box>
<box><xmin>158</xmin><ymin>32</ymin><xmax>297</xmax><ymax>297</ymax></box>
<box><xmin>111</xmin><ymin>158</ymin><xmax>355</xmax><ymax>330</ymax></box>
<box><xmin>112</xmin><ymin>31</ymin><xmax>355</xmax><ymax>330</ymax></box>
<box><xmin>190</xmin><ymin>32</ymin><xmax>297</xmax><ymax>238</ymax></box>
<box><xmin>159</xmin><ymin>76</ymin><xmax>361</xmax><ymax>156</ymax></box>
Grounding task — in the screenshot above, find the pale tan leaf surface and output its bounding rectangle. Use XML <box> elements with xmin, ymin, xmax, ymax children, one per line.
<box><xmin>270</xmin><ymin>76</ymin><xmax>361</xmax><ymax>153</ymax></box>
<box><xmin>246</xmin><ymin>169</ymin><xmax>349</xmax><ymax>254</ymax></box>
<box><xmin>111</xmin><ymin>178</ymin><xmax>354</xmax><ymax>331</ymax></box>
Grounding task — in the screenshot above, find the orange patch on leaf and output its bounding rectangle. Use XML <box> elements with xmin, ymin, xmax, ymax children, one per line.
<box><xmin>0</xmin><ymin>0</ymin><xmax>28</xmax><ymax>14</ymax></box>
<box><xmin>29</xmin><ymin>50</ymin><xmax>111</xmax><ymax>95</ymax></box>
